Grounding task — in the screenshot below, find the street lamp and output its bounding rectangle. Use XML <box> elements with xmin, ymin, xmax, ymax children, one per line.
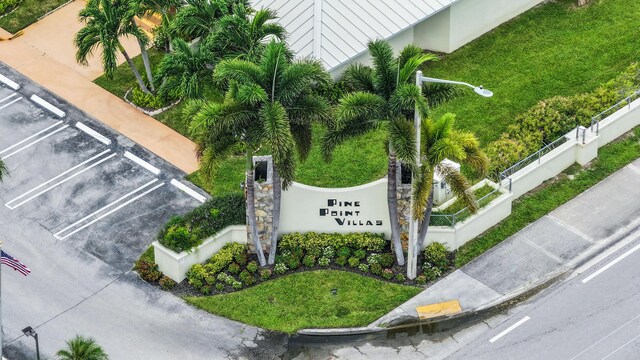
<box><xmin>407</xmin><ymin>71</ymin><xmax>493</xmax><ymax>279</ymax></box>
<box><xmin>22</xmin><ymin>326</ymin><xmax>40</xmax><ymax>360</ymax></box>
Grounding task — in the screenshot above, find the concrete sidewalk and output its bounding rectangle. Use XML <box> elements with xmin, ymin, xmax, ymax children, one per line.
<box><xmin>0</xmin><ymin>1</ymin><xmax>199</xmax><ymax>173</ymax></box>
<box><xmin>369</xmin><ymin>158</ymin><xmax>640</xmax><ymax>328</ymax></box>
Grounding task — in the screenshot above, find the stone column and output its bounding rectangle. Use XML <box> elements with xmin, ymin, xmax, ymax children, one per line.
<box><xmin>249</xmin><ymin>156</ymin><xmax>274</xmax><ymax>252</ymax></box>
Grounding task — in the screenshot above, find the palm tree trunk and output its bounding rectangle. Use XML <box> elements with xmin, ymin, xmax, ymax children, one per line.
<box><xmin>246</xmin><ymin>151</ymin><xmax>267</xmax><ymax>266</ymax></box>
<box><xmin>417</xmin><ymin>189</ymin><xmax>435</xmax><ymax>250</ymax></box>
<box><xmin>118</xmin><ymin>44</ymin><xmax>151</xmax><ymax>95</ymax></box>
<box><xmin>387</xmin><ymin>150</ymin><xmax>405</xmax><ymax>266</ymax></box>
<box><xmin>137</xmin><ymin>37</ymin><xmax>155</xmax><ymax>92</ymax></box>
<box><xmin>267</xmin><ymin>166</ymin><xmax>281</xmax><ymax>265</ymax></box>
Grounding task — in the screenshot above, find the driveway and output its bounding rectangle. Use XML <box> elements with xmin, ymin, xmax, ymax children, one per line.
<box><xmin>0</xmin><ymin>65</ymin><xmax>282</xmax><ymax>359</ymax></box>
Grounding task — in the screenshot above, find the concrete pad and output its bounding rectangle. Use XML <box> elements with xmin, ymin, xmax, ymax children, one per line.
<box><xmin>463</xmin><ymin>236</ymin><xmax>561</xmax><ymax>295</ymax></box>
<box><xmin>551</xmin><ymin>167</ymin><xmax>640</xmax><ymax>241</ymax></box>
<box><xmin>519</xmin><ymin>216</ymin><xmax>593</xmax><ymax>262</ymax></box>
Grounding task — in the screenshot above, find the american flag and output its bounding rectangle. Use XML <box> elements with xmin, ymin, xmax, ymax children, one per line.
<box><xmin>1</xmin><ymin>250</ymin><xmax>30</xmax><ymax>276</ymax></box>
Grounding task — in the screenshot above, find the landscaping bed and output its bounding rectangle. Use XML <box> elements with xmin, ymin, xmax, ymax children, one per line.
<box><xmin>0</xmin><ymin>0</ymin><xmax>68</xmax><ymax>33</ymax></box>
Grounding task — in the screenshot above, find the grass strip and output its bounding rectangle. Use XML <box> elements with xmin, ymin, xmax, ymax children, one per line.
<box><xmin>455</xmin><ymin>127</ymin><xmax>640</xmax><ymax>267</ymax></box>
<box><xmin>184</xmin><ymin>270</ymin><xmax>421</xmax><ymax>333</ymax></box>
<box><xmin>0</xmin><ymin>0</ymin><xmax>69</xmax><ymax>33</ymax></box>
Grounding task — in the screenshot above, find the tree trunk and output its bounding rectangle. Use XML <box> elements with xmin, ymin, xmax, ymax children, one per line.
<box><xmin>387</xmin><ymin>150</ymin><xmax>405</xmax><ymax>266</ymax></box>
<box><xmin>417</xmin><ymin>189</ymin><xmax>435</xmax><ymax>251</ymax></box>
<box><xmin>137</xmin><ymin>37</ymin><xmax>155</xmax><ymax>92</ymax></box>
<box><xmin>119</xmin><ymin>45</ymin><xmax>151</xmax><ymax>95</ymax></box>
<box><xmin>267</xmin><ymin>166</ymin><xmax>281</xmax><ymax>265</ymax></box>
<box><xmin>246</xmin><ymin>152</ymin><xmax>267</xmax><ymax>266</ymax></box>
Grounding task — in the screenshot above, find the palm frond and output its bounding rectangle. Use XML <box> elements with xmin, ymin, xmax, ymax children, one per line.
<box><xmin>277</xmin><ymin>58</ymin><xmax>330</xmax><ymax>105</ymax></box>
<box><xmin>438</xmin><ymin>163</ymin><xmax>478</xmax><ymax>213</ymax></box>
<box><xmin>367</xmin><ymin>39</ymin><xmax>397</xmax><ymax>99</ymax></box>
<box><xmin>388</xmin><ymin>117</ymin><xmax>417</xmax><ymax>170</ymax></box>
<box><xmin>398</xmin><ymin>53</ymin><xmax>439</xmax><ymax>85</ymax></box>
<box><xmin>214</xmin><ymin>59</ymin><xmax>263</xmax><ymax>87</ymax></box>
<box><xmin>335</xmin><ymin>92</ymin><xmax>385</xmax><ymax>129</ymax></box>
<box><xmin>342</xmin><ymin>63</ymin><xmax>375</xmax><ymax>93</ymax></box>
<box><xmin>260</xmin><ymin>102</ymin><xmax>296</xmax><ymax>188</ymax></box>
<box><xmin>422</xmin><ymin>82</ymin><xmax>461</xmax><ymax>108</ymax></box>
<box><xmin>412</xmin><ymin>165</ymin><xmax>433</xmax><ymax>219</ymax></box>
<box><xmin>236</xmin><ymin>83</ymin><xmax>268</xmax><ymax>106</ymax></box>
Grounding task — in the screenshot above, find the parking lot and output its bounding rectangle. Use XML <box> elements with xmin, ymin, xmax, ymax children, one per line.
<box><xmin>0</xmin><ymin>64</ymin><xmax>272</xmax><ymax>360</ymax></box>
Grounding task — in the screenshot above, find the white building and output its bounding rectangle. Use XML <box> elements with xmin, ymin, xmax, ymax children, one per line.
<box><xmin>252</xmin><ymin>0</ymin><xmax>545</xmax><ymax>78</ymax></box>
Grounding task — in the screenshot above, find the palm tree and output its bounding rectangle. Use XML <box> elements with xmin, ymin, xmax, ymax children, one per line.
<box><xmin>155</xmin><ymin>38</ymin><xmax>212</xmax><ymax>100</ymax></box>
<box><xmin>322</xmin><ymin>40</ymin><xmax>446</xmax><ymax>266</ymax></box>
<box><xmin>56</xmin><ymin>335</ymin><xmax>109</xmax><ymax>360</ymax></box>
<box><xmin>133</xmin><ymin>0</ymin><xmax>183</xmax><ymax>52</ymax></box>
<box><xmin>205</xmin><ymin>4</ymin><xmax>286</xmax><ymax>62</ymax></box>
<box><xmin>75</xmin><ymin>0</ymin><xmax>151</xmax><ymax>94</ymax></box>
<box><xmin>413</xmin><ymin>113</ymin><xmax>489</xmax><ymax>249</ymax></box>
<box><xmin>190</xmin><ymin>40</ymin><xmax>331</xmax><ymax>266</ymax></box>
<box><xmin>0</xmin><ymin>160</ymin><xmax>7</xmax><ymax>181</ymax></box>
<box><xmin>170</xmin><ymin>0</ymin><xmax>247</xmax><ymax>41</ymax></box>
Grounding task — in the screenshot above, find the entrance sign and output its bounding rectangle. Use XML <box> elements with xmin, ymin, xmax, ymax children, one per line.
<box><xmin>278</xmin><ymin>179</ymin><xmax>391</xmax><ymax>237</ymax></box>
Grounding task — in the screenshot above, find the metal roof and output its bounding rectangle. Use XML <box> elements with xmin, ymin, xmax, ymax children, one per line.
<box><xmin>252</xmin><ymin>0</ymin><xmax>456</xmax><ymax>71</ymax></box>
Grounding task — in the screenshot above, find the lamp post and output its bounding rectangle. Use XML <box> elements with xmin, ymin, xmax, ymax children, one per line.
<box><xmin>22</xmin><ymin>326</ymin><xmax>40</xmax><ymax>360</ymax></box>
<box><xmin>407</xmin><ymin>71</ymin><xmax>493</xmax><ymax>279</ymax></box>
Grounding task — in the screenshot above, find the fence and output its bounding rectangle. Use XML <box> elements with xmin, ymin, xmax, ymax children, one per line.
<box><xmin>590</xmin><ymin>89</ymin><xmax>640</xmax><ymax>135</ymax></box>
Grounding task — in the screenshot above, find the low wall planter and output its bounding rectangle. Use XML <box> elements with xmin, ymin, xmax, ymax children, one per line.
<box><xmin>153</xmin><ymin>225</ymin><xmax>247</xmax><ymax>282</ymax></box>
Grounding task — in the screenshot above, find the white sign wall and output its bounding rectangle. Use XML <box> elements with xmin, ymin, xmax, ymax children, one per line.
<box><xmin>278</xmin><ymin>178</ymin><xmax>391</xmax><ymax>237</ymax></box>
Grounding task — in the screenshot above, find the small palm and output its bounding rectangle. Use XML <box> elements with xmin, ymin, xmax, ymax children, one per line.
<box><xmin>56</xmin><ymin>335</ymin><xmax>109</xmax><ymax>360</ymax></box>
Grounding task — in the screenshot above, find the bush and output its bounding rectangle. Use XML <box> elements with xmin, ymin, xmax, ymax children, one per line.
<box><xmin>318</xmin><ymin>256</ymin><xmax>331</xmax><ymax>267</ymax></box>
<box><xmin>367</xmin><ymin>253</ymin><xmax>382</xmax><ymax>265</ymax></box>
<box><xmin>160</xmin><ymin>225</ymin><xmax>199</xmax><ymax>253</ymax></box>
<box><xmin>348</xmin><ymin>257</ymin><xmax>360</xmax><ymax>268</ymax></box>
<box><xmin>322</xmin><ymin>246</ymin><xmax>335</xmax><ymax>259</ymax></box>
<box><xmin>207</xmin><ymin>243</ymin><xmax>248</xmax><ymax>274</ymax></box>
<box><xmin>423</xmin><ymin>242</ymin><xmax>450</xmax><ymax>271</ymax></box>
<box><xmin>287</xmin><ymin>257</ymin><xmax>301</xmax><ymax>270</ymax></box>
<box><xmin>415</xmin><ymin>275</ymin><xmax>427</xmax><ymax>285</ymax></box>
<box><xmin>379</xmin><ymin>253</ymin><xmax>395</xmax><ymax>268</ymax></box>
<box><xmin>215</xmin><ymin>283</ymin><xmax>225</xmax><ymax>292</ymax></box>
<box><xmin>279</xmin><ymin>232</ymin><xmax>386</xmax><ymax>253</ymax></box>
<box><xmin>274</xmin><ymin>263</ymin><xmax>288</xmax><ymax>274</ymax></box>
<box><xmin>246</xmin><ymin>261</ymin><xmax>258</xmax><ymax>273</ymax></box>
<box><xmin>234</xmin><ymin>252</ymin><xmax>248</xmax><ymax>266</ymax></box>
<box><xmin>135</xmin><ymin>259</ymin><xmax>162</xmax><ymax>282</ymax></box>
<box><xmin>159</xmin><ymin>276</ymin><xmax>176</xmax><ymax>290</ymax></box>
<box><xmin>158</xmin><ymin>195</ymin><xmax>246</xmax><ymax>252</ymax></box>
<box><xmin>227</xmin><ymin>262</ymin><xmax>241</xmax><ymax>274</ymax></box>
<box><xmin>358</xmin><ymin>263</ymin><xmax>369</xmax><ymax>273</ymax></box>
<box><xmin>200</xmin><ymin>285</ymin><xmax>211</xmax><ymax>295</ymax></box>
<box><xmin>260</xmin><ymin>269</ymin><xmax>272</xmax><ymax>281</ymax></box>
<box><xmin>335</xmin><ymin>256</ymin><xmax>347</xmax><ymax>267</ymax></box>
<box><xmin>422</xmin><ymin>263</ymin><xmax>442</xmax><ymax>282</ymax></box>
<box><xmin>353</xmin><ymin>249</ymin><xmax>367</xmax><ymax>260</ymax></box>
<box><xmin>232</xmin><ymin>281</ymin><xmax>243</xmax><ymax>290</ymax></box>
<box><xmin>239</xmin><ymin>270</ymin><xmax>255</xmax><ymax>286</ymax></box>
<box><xmin>382</xmin><ymin>268</ymin><xmax>394</xmax><ymax>280</ymax></box>
<box><xmin>306</xmin><ymin>247</ymin><xmax>322</xmax><ymax>258</ymax></box>
<box><xmin>337</xmin><ymin>246</ymin><xmax>351</xmax><ymax>258</ymax></box>
<box><xmin>0</xmin><ymin>0</ymin><xmax>20</xmax><ymax>15</ymax></box>
<box><xmin>205</xmin><ymin>276</ymin><xmax>216</xmax><ymax>286</ymax></box>
<box><xmin>302</xmin><ymin>255</ymin><xmax>316</xmax><ymax>268</ymax></box>
<box><xmin>395</xmin><ymin>273</ymin><xmax>406</xmax><ymax>283</ymax></box>
<box><xmin>370</xmin><ymin>263</ymin><xmax>383</xmax><ymax>275</ymax></box>
<box><xmin>131</xmin><ymin>87</ymin><xmax>165</xmax><ymax>109</ymax></box>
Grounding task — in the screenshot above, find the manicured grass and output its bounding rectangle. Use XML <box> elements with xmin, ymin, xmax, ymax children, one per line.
<box><xmin>184</xmin><ymin>270</ymin><xmax>421</xmax><ymax>333</ymax></box>
<box><xmin>0</xmin><ymin>0</ymin><xmax>68</xmax><ymax>33</ymax></box>
<box><xmin>427</xmin><ymin>0</ymin><xmax>640</xmax><ymax>145</ymax></box>
<box><xmin>93</xmin><ymin>49</ymin><xmax>165</xmax><ymax>98</ymax></box>
<box><xmin>455</xmin><ymin>127</ymin><xmax>640</xmax><ymax>267</ymax></box>
<box><xmin>138</xmin><ymin>246</ymin><xmax>154</xmax><ymax>263</ymax></box>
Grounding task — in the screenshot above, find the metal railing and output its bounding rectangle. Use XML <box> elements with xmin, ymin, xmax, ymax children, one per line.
<box><xmin>498</xmin><ymin>135</ymin><xmax>569</xmax><ymax>183</ymax></box>
<box><xmin>590</xmin><ymin>89</ymin><xmax>640</xmax><ymax>135</ymax></box>
<box><xmin>429</xmin><ymin>185</ymin><xmax>503</xmax><ymax>227</ymax></box>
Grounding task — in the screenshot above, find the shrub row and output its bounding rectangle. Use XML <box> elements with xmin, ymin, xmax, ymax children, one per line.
<box><xmin>158</xmin><ymin>194</ymin><xmax>245</xmax><ymax>253</ymax></box>
<box><xmin>486</xmin><ymin>63</ymin><xmax>640</xmax><ymax>176</ymax></box>
<box><xmin>0</xmin><ymin>0</ymin><xmax>20</xmax><ymax>15</ymax></box>
<box><xmin>279</xmin><ymin>232</ymin><xmax>387</xmax><ymax>253</ymax></box>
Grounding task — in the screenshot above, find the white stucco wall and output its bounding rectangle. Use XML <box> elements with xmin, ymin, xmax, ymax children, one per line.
<box><xmin>278</xmin><ymin>179</ymin><xmax>392</xmax><ymax>238</ymax></box>
<box><xmin>597</xmin><ymin>99</ymin><xmax>640</xmax><ymax>147</ymax></box>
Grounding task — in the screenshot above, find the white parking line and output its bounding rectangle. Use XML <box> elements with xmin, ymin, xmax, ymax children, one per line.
<box><xmin>124</xmin><ymin>151</ymin><xmax>160</xmax><ymax>175</ymax></box>
<box><xmin>54</xmin><ymin>180</ymin><xmax>163</xmax><ymax>240</ymax></box>
<box><xmin>5</xmin><ymin>150</ymin><xmax>115</xmax><ymax>209</ymax></box>
<box><xmin>0</xmin><ymin>121</ymin><xmax>62</xmax><ymax>156</ymax></box>
<box><xmin>75</xmin><ymin>122</ymin><xmax>111</xmax><ymax>145</ymax></box>
<box><xmin>170</xmin><ymin>179</ymin><xmax>206</xmax><ymax>203</ymax></box>
<box><xmin>489</xmin><ymin>316</ymin><xmax>530</xmax><ymax>343</ymax></box>
<box><xmin>0</xmin><ymin>92</ymin><xmax>18</xmax><ymax>104</ymax></box>
<box><xmin>30</xmin><ymin>95</ymin><xmax>65</xmax><ymax>118</ymax></box>
<box><xmin>0</xmin><ymin>96</ymin><xmax>22</xmax><ymax>111</ymax></box>
<box><xmin>582</xmin><ymin>242</ymin><xmax>640</xmax><ymax>284</ymax></box>
<box><xmin>0</xmin><ymin>73</ymin><xmax>20</xmax><ymax>90</ymax></box>
<box><xmin>1</xmin><ymin>124</ymin><xmax>69</xmax><ymax>160</ymax></box>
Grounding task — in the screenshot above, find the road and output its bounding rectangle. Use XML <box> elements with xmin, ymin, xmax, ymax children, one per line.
<box><xmin>0</xmin><ymin>64</ymin><xmax>286</xmax><ymax>359</ymax></box>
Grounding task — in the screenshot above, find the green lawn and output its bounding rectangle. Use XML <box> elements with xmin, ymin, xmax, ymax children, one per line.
<box><xmin>427</xmin><ymin>0</ymin><xmax>640</xmax><ymax>145</ymax></box>
<box><xmin>0</xmin><ymin>0</ymin><xmax>69</xmax><ymax>34</ymax></box>
<box><xmin>93</xmin><ymin>49</ymin><xmax>166</xmax><ymax>98</ymax></box>
<box><xmin>184</xmin><ymin>270</ymin><xmax>421</xmax><ymax>333</ymax></box>
<box><xmin>455</xmin><ymin>126</ymin><xmax>640</xmax><ymax>267</ymax></box>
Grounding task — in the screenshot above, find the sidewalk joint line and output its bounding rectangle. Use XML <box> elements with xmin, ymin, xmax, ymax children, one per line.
<box><xmin>547</xmin><ymin>215</ymin><xmax>595</xmax><ymax>243</ymax></box>
<box><xmin>522</xmin><ymin>238</ymin><xmax>564</xmax><ymax>264</ymax></box>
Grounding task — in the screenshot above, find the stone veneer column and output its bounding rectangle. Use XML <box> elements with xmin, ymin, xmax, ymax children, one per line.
<box><xmin>248</xmin><ymin>156</ymin><xmax>274</xmax><ymax>252</ymax></box>
<box><xmin>396</xmin><ymin>161</ymin><xmax>412</xmax><ymax>248</ymax></box>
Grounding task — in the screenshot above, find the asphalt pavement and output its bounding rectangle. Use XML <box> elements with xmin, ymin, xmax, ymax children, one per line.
<box><xmin>0</xmin><ymin>64</ymin><xmax>284</xmax><ymax>359</ymax></box>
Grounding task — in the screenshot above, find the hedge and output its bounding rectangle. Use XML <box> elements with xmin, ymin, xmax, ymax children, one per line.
<box><xmin>278</xmin><ymin>232</ymin><xmax>387</xmax><ymax>253</ymax></box>
<box><xmin>158</xmin><ymin>194</ymin><xmax>245</xmax><ymax>253</ymax></box>
<box><xmin>0</xmin><ymin>0</ymin><xmax>20</xmax><ymax>15</ymax></box>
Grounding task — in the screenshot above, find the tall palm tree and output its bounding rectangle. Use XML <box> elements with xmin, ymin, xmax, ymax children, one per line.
<box><xmin>170</xmin><ymin>0</ymin><xmax>247</xmax><ymax>41</ymax></box>
<box><xmin>75</xmin><ymin>0</ymin><xmax>151</xmax><ymax>94</ymax></box>
<box><xmin>413</xmin><ymin>113</ymin><xmax>489</xmax><ymax>248</ymax></box>
<box><xmin>155</xmin><ymin>38</ymin><xmax>212</xmax><ymax>100</ymax></box>
<box><xmin>56</xmin><ymin>335</ymin><xmax>109</xmax><ymax>360</ymax></box>
<box><xmin>322</xmin><ymin>40</ymin><xmax>444</xmax><ymax>266</ymax></box>
<box><xmin>205</xmin><ymin>4</ymin><xmax>286</xmax><ymax>62</ymax></box>
<box><xmin>190</xmin><ymin>40</ymin><xmax>331</xmax><ymax>266</ymax></box>
<box><xmin>134</xmin><ymin>0</ymin><xmax>183</xmax><ymax>52</ymax></box>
